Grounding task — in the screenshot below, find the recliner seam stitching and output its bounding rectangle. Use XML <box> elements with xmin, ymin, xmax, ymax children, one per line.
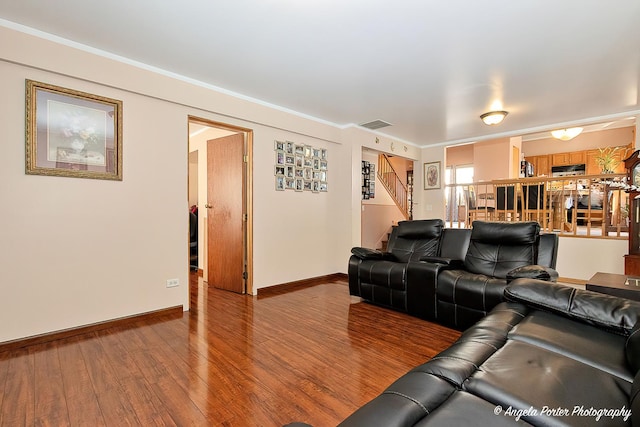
<box><xmin>429</xmin><ymin>355</ymin><xmax>479</xmax><ymax>370</ymax></box>
<box><xmin>381</xmin><ymin>390</ymin><xmax>430</xmax><ymax>415</ymax></box>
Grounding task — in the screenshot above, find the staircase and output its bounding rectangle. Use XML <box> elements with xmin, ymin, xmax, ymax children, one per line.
<box><xmin>378</xmin><ymin>154</ymin><xmax>410</xmax><ymax>220</ymax></box>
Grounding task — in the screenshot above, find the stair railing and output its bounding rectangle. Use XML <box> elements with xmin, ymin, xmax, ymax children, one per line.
<box><xmin>377</xmin><ymin>154</ymin><xmax>410</xmax><ymax>220</ymax></box>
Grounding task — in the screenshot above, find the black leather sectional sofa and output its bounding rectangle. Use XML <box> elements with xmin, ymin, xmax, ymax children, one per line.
<box><xmin>349</xmin><ymin>220</ymin><xmax>559</xmax><ymax>330</ymax></box>
<box><xmin>339</xmin><ymin>279</ymin><xmax>640</xmax><ymax>426</ymax></box>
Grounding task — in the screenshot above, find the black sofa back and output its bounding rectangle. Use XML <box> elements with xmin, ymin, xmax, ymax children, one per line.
<box><xmin>387</xmin><ymin>219</ymin><xmax>444</xmax><ymax>263</ymax></box>
<box><xmin>463</xmin><ymin>221</ymin><xmax>540</xmax><ymax>279</ymax></box>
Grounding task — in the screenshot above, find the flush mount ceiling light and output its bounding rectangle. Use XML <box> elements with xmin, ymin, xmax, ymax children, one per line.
<box><xmin>480</xmin><ymin>110</ymin><xmax>509</xmax><ymax>126</ymax></box>
<box><xmin>551</xmin><ymin>127</ymin><xmax>583</xmax><ymax>141</ymax></box>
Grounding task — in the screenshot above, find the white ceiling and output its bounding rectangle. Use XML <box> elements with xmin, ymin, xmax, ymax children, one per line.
<box><xmin>2</xmin><ymin>1</ymin><xmax>639</xmax><ymax>147</ymax></box>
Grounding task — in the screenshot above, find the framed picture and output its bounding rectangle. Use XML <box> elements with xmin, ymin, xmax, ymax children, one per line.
<box><xmin>285</xmin><ymin>155</ymin><xmax>295</xmax><ymax>165</ymax></box>
<box><xmin>276</xmin><ymin>151</ymin><xmax>285</xmax><ymax>165</ymax></box>
<box><xmin>285</xmin><ymin>165</ymin><xmax>295</xmax><ymax>178</ymax></box>
<box><xmin>303</xmin><ymin>168</ymin><xmax>312</xmax><ymax>180</ymax></box>
<box><xmin>295</xmin><ymin>178</ymin><xmax>304</xmax><ymax>192</ymax></box>
<box><xmin>286</xmin><ymin>141</ymin><xmax>295</xmax><ymax>154</ymax></box>
<box><xmin>275</xmin><ymin>176</ymin><xmax>285</xmax><ymax>191</ymax></box>
<box><xmin>304</xmin><ymin>145</ymin><xmax>312</xmax><ymax>158</ymax></box>
<box><xmin>25</xmin><ymin>80</ymin><xmax>123</xmax><ymax>180</ymax></box>
<box><xmin>295</xmin><ymin>154</ymin><xmax>304</xmax><ymax>168</ymax></box>
<box><xmin>275</xmin><ymin>165</ymin><xmax>285</xmax><ymax>176</ymax></box>
<box><xmin>303</xmin><ymin>180</ymin><xmax>313</xmax><ymax>191</ymax></box>
<box><xmin>274</xmin><ymin>140</ymin><xmax>285</xmax><ymax>151</ymax></box>
<box><xmin>285</xmin><ymin>178</ymin><xmax>296</xmax><ymax>190</ymax></box>
<box><xmin>424</xmin><ymin>161</ymin><xmax>441</xmax><ymax>190</ymax></box>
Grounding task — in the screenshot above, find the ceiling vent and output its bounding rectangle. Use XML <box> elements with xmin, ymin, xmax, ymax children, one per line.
<box><xmin>359</xmin><ymin>119</ymin><xmax>392</xmax><ymax>130</ymax></box>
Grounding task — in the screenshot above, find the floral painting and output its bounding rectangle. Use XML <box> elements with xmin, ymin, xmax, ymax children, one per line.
<box><xmin>424</xmin><ymin>161</ymin><xmax>441</xmax><ymax>190</ymax></box>
<box><xmin>25</xmin><ymin>80</ymin><xmax>123</xmax><ymax>180</ymax></box>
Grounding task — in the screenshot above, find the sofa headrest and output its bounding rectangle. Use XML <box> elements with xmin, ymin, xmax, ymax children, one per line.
<box><xmin>395</xmin><ymin>219</ymin><xmax>444</xmax><ymax>239</ymax></box>
<box><xmin>470</xmin><ymin>221</ymin><xmax>540</xmax><ymax>245</ymax></box>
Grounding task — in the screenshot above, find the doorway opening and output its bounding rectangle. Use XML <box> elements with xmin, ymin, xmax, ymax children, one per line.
<box><xmin>360</xmin><ymin>147</ymin><xmax>414</xmax><ymax>250</ymax></box>
<box><xmin>188</xmin><ymin>116</ymin><xmax>253</xmax><ymax>296</ymax></box>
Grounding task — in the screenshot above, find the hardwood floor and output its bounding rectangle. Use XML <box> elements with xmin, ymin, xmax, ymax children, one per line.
<box><xmin>0</xmin><ymin>275</ymin><xmax>460</xmax><ymax>426</ymax></box>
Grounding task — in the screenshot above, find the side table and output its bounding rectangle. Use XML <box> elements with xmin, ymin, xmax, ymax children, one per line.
<box><xmin>585</xmin><ymin>272</ymin><xmax>640</xmax><ymax>302</ymax></box>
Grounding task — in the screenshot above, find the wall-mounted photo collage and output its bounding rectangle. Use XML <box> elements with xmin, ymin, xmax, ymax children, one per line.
<box><xmin>274</xmin><ymin>140</ymin><xmax>328</xmax><ymax>192</ymax></box>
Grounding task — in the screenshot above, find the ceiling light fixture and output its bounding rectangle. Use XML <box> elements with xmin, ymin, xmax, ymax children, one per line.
<box><xmin>480</xmin><ymin>110</ymin><xmax>509</xmax><ymax>125</ymax></box>
<box><xmin>551</xmin><ymin>127</ymin><xmax>583</xmax><ymax>141</ymax></box>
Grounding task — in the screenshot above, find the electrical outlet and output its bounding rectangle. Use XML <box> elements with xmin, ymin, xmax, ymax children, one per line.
<box><xmin>166</xmin><ymin>278</ymin><xmax>179</xmax><ymax>288</ymax></box>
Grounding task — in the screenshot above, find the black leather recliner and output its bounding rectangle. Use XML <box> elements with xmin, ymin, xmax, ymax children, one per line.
<box><xmin>409</xmin><ymin>221</ymin><xmax>558</xmax><ymax>330</ymax></box>
<box><xmin>348</xmin><ymin>219</ymin><xmax>444</xmax><ymax>313</ymax></box>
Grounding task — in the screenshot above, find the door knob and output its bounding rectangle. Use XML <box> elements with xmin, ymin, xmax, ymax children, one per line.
<box><xmin>205</xmin><ymin>203</ymin><xmax>213</xmax><ymax>209</ymax></box>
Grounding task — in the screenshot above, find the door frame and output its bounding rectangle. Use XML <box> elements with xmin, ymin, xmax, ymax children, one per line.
<box><xmin>188</xmin><ymin>115</ymin><xmax>254</xmax><ymax>295</ymax></box>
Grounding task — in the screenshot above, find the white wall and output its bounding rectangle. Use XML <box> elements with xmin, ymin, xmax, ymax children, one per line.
<box><xmin>0</xmin><ymin>60</ymin><xmax>189</xmax><ymax>342</ymax></box>
<box><xmin>556</xmin><ymin>237</ymin><xmax>626</xmax><ymax>280</ymax></box>
<box><xmin>0</xmin><ymin>25</ymin><xmax>353</xmax><ymax>342</ymax></box>
<box><xmin>416</xmin><ymin>145</ymin><xmax>447</xmax><ymax>220</ymax></box>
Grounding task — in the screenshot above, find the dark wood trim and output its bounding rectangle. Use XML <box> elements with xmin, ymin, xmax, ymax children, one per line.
<box><xmin>257</xmin><ymin>273</ymin><xmax>347</xmax><ymax>298</ymax></box>
<box><xmin>0</xmin><ymin>305</ymin><xmax>184</xmax><ymax>353</ymax></box>
<box><xmin>198</xmin><ymin>268</ymin><xmax>204</xmax><ymax>277</ymax></box>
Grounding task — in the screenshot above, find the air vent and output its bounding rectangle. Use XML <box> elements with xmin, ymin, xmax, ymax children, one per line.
<box><xmin>359</xmin><ymin>119</ymin><xmax>392</xmax><ymax>130</ymax></box>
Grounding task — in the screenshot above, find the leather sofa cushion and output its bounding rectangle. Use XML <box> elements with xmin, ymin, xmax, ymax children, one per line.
<box><xmin>508</xmin><ymin>310</ymin><xmax>632</xmax><ymax>381</ymax></box>
<box><xmin>505</xmin><ymin>279</ymin><xmax>640</xmax><ymax>335</ymax></box>
<box><xmin>437</xmin><ymin>270</ymin><xmax>507</xmax><ymax>312</ymax></box>
<box><xmin>464</xmin><ymin>340</ymin><xmax>633</xmax><ymax>427</ymax></box>
<box><xmin>357</xmin><ymin>260</ymin><xmax>407</xmax><ymax>290</ymax></box>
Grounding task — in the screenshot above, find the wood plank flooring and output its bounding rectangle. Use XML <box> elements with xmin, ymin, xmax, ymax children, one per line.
<box><xmin>0</xmin><ymin>276</ymin><xmax>460</xmax><ymax>426</ymax></box>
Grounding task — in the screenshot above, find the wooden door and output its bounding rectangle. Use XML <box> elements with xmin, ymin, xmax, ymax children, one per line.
<box><xmin>207</xmin><ymin>133</ymin><xmax>245</xmax><ymax>293</ymax></box>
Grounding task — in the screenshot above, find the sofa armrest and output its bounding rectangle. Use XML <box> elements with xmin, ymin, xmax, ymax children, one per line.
<box><xmin>350</xmin><ymin>247</ymin><xmax>394</xmax><ymax>260</ymax></box>
<box><xmin>420</xmin><ymin>256</ymin><xmax>464</xmax><ymax>267</ymax></box>
<box><xmin>406</xmin><ymin>261</ymin><xmax>460</xmax><ymax>321</ymax></box>
<box><xmin>506</xmin><ymin>265</ymin><xmax>559</xmax><ymax>283</ymax></box>
<box><xmin>505</xmin><ymin>279</ymin><xmax>640</xmax><ymax>335</ymax></box>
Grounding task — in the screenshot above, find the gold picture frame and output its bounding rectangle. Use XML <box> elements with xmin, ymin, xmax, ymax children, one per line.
<box><xmin>25</xmin><ymin>80</ymin><xmax>123</xmax><ymax>180</ymax></box>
